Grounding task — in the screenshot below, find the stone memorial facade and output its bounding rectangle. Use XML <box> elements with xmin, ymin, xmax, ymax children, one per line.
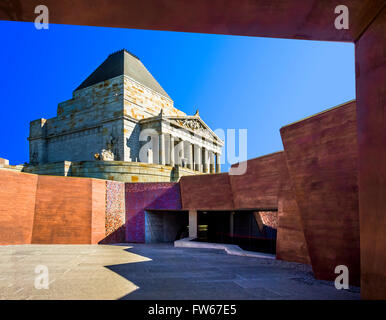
<box><xmin>26</xmin><ymin>49</ymin><xmax>223</xmax><ymax>182</ymax></box>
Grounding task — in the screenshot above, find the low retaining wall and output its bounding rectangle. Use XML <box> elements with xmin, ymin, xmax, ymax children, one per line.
<box><xmin>0</xmin><ymin>170</ymin><xmax>125</xmax><ymax>244</ymax></box>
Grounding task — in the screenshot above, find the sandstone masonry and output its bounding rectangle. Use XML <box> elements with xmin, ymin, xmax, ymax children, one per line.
<box><xmin>26</xmin><ymin>49</ymin><xmax>223</xmax><ymax>182</ymax></box>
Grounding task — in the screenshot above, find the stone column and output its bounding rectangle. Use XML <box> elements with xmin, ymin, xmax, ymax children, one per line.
<box><xmin>203</xmin><ymin>148</ymin><xmax>209</xmax><ymax>173</ymax></box>
<box><xmin>215</xmin><ymin>153</ymin><xmax>221</xmax><ymax>173</ymax></box>
<box><xmin>169</xmin><ymin>135</ymin><xmax>175</xmax><ymax>167</ymax></box>
<box><xmin>179</xmin><ymin>140</ymin><xmax>185</xmax><ymax>166</ymax></box>
<box><xmin>194</xmin><ymin>145</ymin><xmax>202</xmax><ymax>172</ymax></box>
<box><xmin>147</xmin><ymin>148</ymin><xmax>153</xmax><ymax>164</ymax></box>
<box><xmin>187</xmin><ymin>142</ymin><xmax>193</xmax><ymax>170</ymax></box>
<box><xmin>210</xmin><ymin>151</ymin><xmax>215</xmax><ymax>173</ymax></box>
<box><xmin>189</xmin><ymin>210</ymin><xmax>198</xmax><ymax>238</ymax></box>
<box><xmin>159</xmin><ymin>133</ymin><xmax>165</xmax><ymax>165</ymax></box>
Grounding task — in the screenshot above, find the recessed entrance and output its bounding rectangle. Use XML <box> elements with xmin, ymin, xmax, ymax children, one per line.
<box><xmin>145</xmin><ymin>210</ymin><xmax>189</xmax><ymax>243</ymax></box>
<box><xmin>195</xmin><ymin>210</ymin><xmax>277</xmax><ymax>254</ymax></box>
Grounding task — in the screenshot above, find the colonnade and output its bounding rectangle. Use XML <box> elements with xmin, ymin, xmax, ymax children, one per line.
<box><xmin>156</xmin><ymin>133</ymin><xmax>221</xmax><ymax>173</ymax></box>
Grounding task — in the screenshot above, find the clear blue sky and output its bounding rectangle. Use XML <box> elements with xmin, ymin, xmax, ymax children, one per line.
<box><xmin>0</xmin><ymin>21</ymin><xmax>355</xmax><ymax>170</ymax></box>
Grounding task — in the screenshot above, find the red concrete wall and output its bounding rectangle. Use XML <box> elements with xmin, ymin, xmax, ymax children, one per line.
<box><xmin>0</xmin><ymin>170</ymin><xmax>37</xmax><ymax>245</ymax></box>
<box><xmin>180</xmin><ymin>173</ymin><xmax>234</xmax><ymax>210</ymax></box>
<box><xmin>0</xmin><ymin>170</ymin><xmax>109</xmax><ymax>245</ymax></box>
<box><xmin>356</xmin><ymin>7</ymin><xmax>386</xmax><ymax>299</ymax></box>
<box><xmin>32</xmin><ymin>175</ymin><xmax>106</xmax><ymax>244</ymax></box>
<box><xmin>180</xmin><ymin>153</ymin><xmax>283</xmax><ymax>212</ymax></box>
<box><xmin>281</xmin><ymin>100</ymin><xmax>360</xmax><ymax>285</ymax></box>
<box><xmin>276</xmin><ymin>158</ymin><xmax>310</xmax><ymax>265</ymax></box>
<box><xmin>179</xmin><ymin>151</ymin><xmax>311</xmax><ymax>266</ymax></box>
<box><xmin>1</xmin><ymin>1</ymin><xmax>382</xmax><ymax>43</ymax></box>
<box><xmin>91</xmin><ymin>179</ymin><xmax>107</xmax><ymax>244</ymax></box>
<box><xmin>229</xmin><ymin>152</ymin><xmax>284</xmax><ymax>210</ymax></box>
<box><xmin>179</xmin><ymin>152</ymin><xmax>310</xmax><ymax>266</ymax></box>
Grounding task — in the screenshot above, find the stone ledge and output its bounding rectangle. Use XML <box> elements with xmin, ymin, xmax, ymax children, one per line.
<box><xmin>23</xmin><ymin>160</ymin><xmax>202</xmax><ymax>182</ymax></box>
<box><xmin>174</xmin><ymin>237</ymin><xmax>276</xmax><ymax>259</ymax></box>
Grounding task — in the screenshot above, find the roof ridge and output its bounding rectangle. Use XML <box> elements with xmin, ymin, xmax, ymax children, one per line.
<box><xmin>74</xmin><ymin>49</ymin><xmax>171</xmax><ymax>99</ymax></box>
<box><xmin>108</xmin><ymin>48</ymin><xmax>140</xmax><ymax>60</ymax></box>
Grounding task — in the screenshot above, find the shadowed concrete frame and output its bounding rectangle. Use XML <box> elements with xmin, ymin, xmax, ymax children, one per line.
<box><xmin>1</xmin><ymin>0</ymin><xmax>385</xmax><ymax>299</ymax></box>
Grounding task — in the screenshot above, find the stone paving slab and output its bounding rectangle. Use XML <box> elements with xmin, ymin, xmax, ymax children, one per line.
<box><xmin>0</xmin><ymin>243</ymin><xmax>360</xmax><ymax>300</ymax></box>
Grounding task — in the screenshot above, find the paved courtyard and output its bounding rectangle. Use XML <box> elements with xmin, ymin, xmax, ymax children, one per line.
<box><xmin>0</xmin><ymin>243</ymin><xmax>360</xmax><ymax>300</ymax></box>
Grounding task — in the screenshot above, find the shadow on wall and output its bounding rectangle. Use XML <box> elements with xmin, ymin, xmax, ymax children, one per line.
<box><xmin>99</xmin><ymin>226</ymin><xmax>126</xmax><ymax>244</ymax></box>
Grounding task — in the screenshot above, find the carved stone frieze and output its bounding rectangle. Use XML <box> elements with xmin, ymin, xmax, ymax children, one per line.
<box><xmin>170</xmin><ymin>118</ymin><xmax>213</xmax><ymax>140</ymax></box>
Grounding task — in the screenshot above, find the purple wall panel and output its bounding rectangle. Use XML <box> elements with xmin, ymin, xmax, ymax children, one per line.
<box><xmin>125</xmin><ymin>183</ymin><xmax>182</xmax><ymax>242</ymax></box>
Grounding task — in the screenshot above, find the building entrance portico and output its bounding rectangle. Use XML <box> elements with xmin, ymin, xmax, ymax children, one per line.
<box><xmin>140</xmin><ymin>111</ymin><xmax>223</xmax><ymax>174</ymax></box>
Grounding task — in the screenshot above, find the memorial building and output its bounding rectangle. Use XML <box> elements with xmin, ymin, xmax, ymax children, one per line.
<box><xmin>25</xmin><ymin>49</ymin><xmax>223</xmax><ymax>182</ymax></box>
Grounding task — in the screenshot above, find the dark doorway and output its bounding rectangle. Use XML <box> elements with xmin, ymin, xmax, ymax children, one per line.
<box><xmin>197</xmin><ymin>211</ymin><xmax>231</xmax><ymax>244</ymax></box>
<box><xmin>145</xmin><ymin>210</ymin><xmax>188</xmax><ymax>243</ymax></box>
<box><xmin>196</xmin><ymin>210</ymin><xmax>277</xmax><ymax>254</ymax></box>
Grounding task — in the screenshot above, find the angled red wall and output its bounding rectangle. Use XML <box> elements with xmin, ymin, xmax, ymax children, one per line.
<box><xmin>281</xmin><ymin>100</ymin><xmax>360</xmax><ymax>285</ymax></box>
<box><xmin>125</xmin><ymin>182</ymin><xmax>181</xmax><ymax>242</ymax></box>
<box><xmin>276</xmin><ymin>158</ymin><xmax>310</xmax><ymax>264</ymax></box>
<box><xmin>179</xmin><ymin>152</ymin><xmax>310</xmax><ymax>266</ymax></box>
<box><xmin>180</xmin><ymin>153</ymin><xmax>284</xmax><ymax>212</ymax></box>
<box><xmin>180</xmin><ymin>173</ymin><xmax>234</xmax><ymax>210</ymax></box>
<box><xmin>0</xmin><ymin>170</ymin><xmax>37</xmax><ymax>245</ymax></box>
<box><xmin>356</xmin><ymin>7</ymin><xmax>386</xmax><ymax>299</ymax></box>
<box><xmin>229</xmin><ymin>152</ymin><xmax>284</xmax><ymax>210</ymax></box>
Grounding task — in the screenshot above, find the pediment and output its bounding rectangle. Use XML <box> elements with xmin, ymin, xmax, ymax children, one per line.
<box><xmin>166</xmin><ymin>116</ymin><xmax>223</xmax><ymax>145</ymax></box>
